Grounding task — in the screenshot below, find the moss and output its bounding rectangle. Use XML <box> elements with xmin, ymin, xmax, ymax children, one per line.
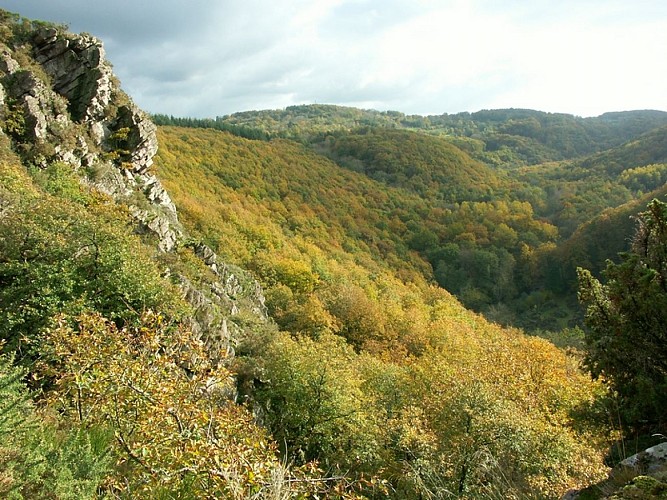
<box><xmin>611</xmin><ymin>475</ymin><xmax>667</xmax><ymax>499</ymax></box>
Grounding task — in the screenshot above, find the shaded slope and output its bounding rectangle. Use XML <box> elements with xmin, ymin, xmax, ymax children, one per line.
<box><xmin>314</xmin><ymin>127</ymin><xmax>511</xmax><ymax>201</ymax></box>
<box><xmin>155</xmin><ymin>126</ymin><xmax>560</xmax><ymax>316</ymax></box>
<box><xmin>513</xmin><ymin>125</ymin><xmax>667</xmax><ymax>237</ymax></box>
<box><xmin>547</xmin><ymin>184</ymin><xmax>667</xmax><ymax>291</ymax></box>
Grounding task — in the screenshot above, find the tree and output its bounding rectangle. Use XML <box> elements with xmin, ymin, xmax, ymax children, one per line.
<box><xmin>0</xmin><ymin>352</ymin><xmax>109</xmax><ymax>498</ymax></box>
<box><xmin>40</xmin><ymin>311</ymin><xmax>283</xmax><ymax>498</ymax></box>
<box><xmin>254</xmin><ymin>331</ymin><xmax>383</xmax><ymax>473</ymax></box>
<box><xmin>578</xmin><ymin>199</ymin><xmax>667</xmax><ymax>431</ymax></box>
<box><xmin>0</xmin><ymin>196</ymin><xmax>186</xmax><ymax>356</ymax></box>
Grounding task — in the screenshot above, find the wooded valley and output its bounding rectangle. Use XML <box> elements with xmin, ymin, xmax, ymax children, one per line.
<box><xmin>1</xmin><ymin>10</ymin><xmax>666</xmax><ymax>499</ymax></box>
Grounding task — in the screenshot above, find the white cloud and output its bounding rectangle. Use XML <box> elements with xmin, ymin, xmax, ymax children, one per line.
<box><xmin>3</xmin><ymin>0</ymin><xmax>667</xmax><ymax>117</ymax></box>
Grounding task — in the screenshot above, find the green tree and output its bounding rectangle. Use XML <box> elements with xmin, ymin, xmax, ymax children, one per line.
<box><xmin>0</xmin><ymin>353</ymin><xmax>109</xmax><ymax>498</ymax></box>
<box><xmin>254</xmin><ymin>331</ymin><xmax>383</xmax><ymax>473</ymax></box>
<box><xmin>0</xmin><ymin>196</ymin><xmax>186</xmax><ymax>356</ymax></box>
<box><xmin>578</xmin><ymin>199</ymin><xmax>667</xmax><ymax>431</ymax></box>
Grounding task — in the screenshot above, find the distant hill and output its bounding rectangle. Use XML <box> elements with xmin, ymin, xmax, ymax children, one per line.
<box><xmin>312</xmin><ymin>127</ymin><xmax>511</xmax><ymax>201</ymax></box>
<box><xmin>156</xmin><ymin>105</ymin><xmax>667</xmax><ymax>171</ymax></box>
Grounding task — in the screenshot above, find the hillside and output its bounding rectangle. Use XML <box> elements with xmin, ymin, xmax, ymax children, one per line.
<box><xmin>156</xmin><ymin>107</ymin><xmax>667</xmax><ymax>331</ymax></box>
<box><xmin>156</xmin><ymin>126</ymin><xmax>565</xmax><ymax>324</ymax></box>
<box><xmin>154</xmin><ymin>125</ymin><xmax>610</xmax><ymax>497</ymax></box>
<box><xmin>155</xmin><ymin>105</ymin><xmax>667</xmax><ymax>167</ymax></box>
<box><xmin>312</xmin><ymin>127</ymin><xmax>511</xmax><ymax>201</ymax></box>
<box><xmin>1</xmin><ymin>8</ymin><xmax>666</xmax><ymax>499</ymax></box>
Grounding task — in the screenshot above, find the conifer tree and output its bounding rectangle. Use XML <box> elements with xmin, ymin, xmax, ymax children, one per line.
<box><xmin>578</xmin><ymin>199</ymin><xmax>667</xmax><ymax>431</ymax></box>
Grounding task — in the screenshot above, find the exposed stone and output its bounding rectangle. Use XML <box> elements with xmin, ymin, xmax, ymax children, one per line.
<box><xmin>621</xmin><ymin>442</ymin><xmax>667</xmax><ymax>474</ymax></box>
<box><xmin>54</xmin><ymin>145</ymin><xmax>81</xmax><ymax>168</ymax></box>
<box><xmin>113</xmin><ymin>104</ymin><xmax>159</xmax><ymax>174</ymax></box>
<box><xmin>32</xmin><ymin>27</ymin><xmax>58</xmax><ymax>46</ymax></box>
<box><xmin>24</xmin><ymin>29</ymin><xmax>175</xmax><ymax>251</ymax></box>
<box><xmin>178</xmin><ymin>274</ymin><xmax>238</xmax><ymax>363</ymax></box>
<box><xmin>33</xmin><ymin>28</ymin><xmax>112</xmax><ymax>122</ymax></box>
<box><xmin>563</xmin><ymin>442</ymin><xmax>667</xmax><ymax>499</ymax></box>
<box><xmin>190</xmin><ymin>242</ymin><xmax>267</xmax><ymax>318</ymax></box>
<box><xmin>0</xmin><ymin>45</ymin><xmax>19</xmax><ymax>74</ymax></box>
<box><xmin>8</xmin><ymin>71</ymin><xmax>51</xmax><ymax>140</ymax></box>
<box><xmin>131</xmin><ymin>207</ymin><xmax>181</xmax><ymax>253</ymax></box>
<box><xmin>193</xmin><ymin>242</ymin><xmax>219</xmax><ymax>269</ymax></box>
<box><xmin>88</xmin><ymin>120</ymin><xmax>106</xmax><ymax>144</ymax></box>
<box><xmin>142</xmin><ymin>174</ymin><xmax>177</xmax><ymax>215</ymax></box>
<box><xmin>0</xmin><ymin>21</ymin><xmax>269</xmax><ymax>364</ymax></box>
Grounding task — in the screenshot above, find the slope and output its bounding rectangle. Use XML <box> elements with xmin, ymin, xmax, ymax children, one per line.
<box><xmin>155</xmin><ymin>124</ymin><xmax>610</xmax><ymax>497</ymax></box>
<box><xmin>178</xmin><ymin>105</ymin><xmax>667</xmax><ymax>168</ymax></box>
<box><xmin>156</xmin><ymin>126</ymin><xmax>563</xmax><ymax>316</ymax></box>
<box><xmin>0</xmin><ymin>11</ymin><xmax>320</xmax><ymax>497</ymax></box>
<box><xmin>515</xmin><ymin>125</ymin><xmax>667</xmax><ymax>237</ymax></box>
<box><xmin>0</xmin><ymin>8</ymin><xmax>651</xmax><ymax>497</ymax></box>
<box><xmin>313</xmin><ymin>127</ymin><xmax>511</xmax><ymax>201</ymax></box>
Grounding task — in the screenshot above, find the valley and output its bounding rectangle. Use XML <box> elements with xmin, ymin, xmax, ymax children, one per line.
<box><xmin>1</xmin><ymin>9</ymin><xmax>666</xmax><ymax>499</ymax></box>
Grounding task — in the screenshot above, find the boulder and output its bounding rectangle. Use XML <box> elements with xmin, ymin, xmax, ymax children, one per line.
<box><xmin>621</xmin><ymin>442</ymin><xmax>667</xmax><ymax>475</ymax></box>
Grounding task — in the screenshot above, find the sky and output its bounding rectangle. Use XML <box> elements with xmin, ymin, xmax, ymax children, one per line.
<box><xmin>3</xmin><ymin>0</ymin><xmax>667</xmax><ymax>118</ymax></box>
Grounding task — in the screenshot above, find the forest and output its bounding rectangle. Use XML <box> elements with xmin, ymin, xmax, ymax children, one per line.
<box><xmin>1</xmin><ymin>9</ymin><xmax>666</xmax><ymax>499</ymax></box>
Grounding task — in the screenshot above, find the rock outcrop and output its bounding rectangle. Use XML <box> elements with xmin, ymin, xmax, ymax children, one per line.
<box><xmin>621</xmin><ymin>442</ymin><xmax>667</xmax><ymax>475</ymax></box>
<box><xmin>0</xmin><ymin>22</ymin><xmax>267</xmax><ymax>358</ymax></box>
<box><xmin>1</xmin><ymin>27</ymin><xmax>179</xmax><ymax>250</ymax></box>
<box><xmin>33</xmin><ymin>27</ymin><xmax>112</xmax><ymax>122</ymax></box>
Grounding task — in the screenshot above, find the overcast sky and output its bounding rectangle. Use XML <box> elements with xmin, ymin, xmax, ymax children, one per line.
<box><xmin>3</xmin><ymin>0</ymin><xmax>667</xmax><ymax>118</ymax></box>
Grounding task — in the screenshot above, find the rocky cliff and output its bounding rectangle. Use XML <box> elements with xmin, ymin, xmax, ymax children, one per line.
<box><xmin>0</xmin><ymin>17</ymin><xmax>266</xmax><ymax>359</ymax></box>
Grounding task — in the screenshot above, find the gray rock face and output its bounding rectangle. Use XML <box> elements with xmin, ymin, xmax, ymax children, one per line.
<box><xmin>1</xmin><ymin>68</ymin><xmax>78</xmax><ymax>167</ymax></box>
<box><xmin>0</xmin><ymin>45</ymin><xmax>19</xmax><ymax>74</ymax></box>
<box><xmin>0</xmin><ymin>27</ymin><xmax>177</xmax><ymax>246</ymax></box>
<box><xmin>113</xmin><ymin>104</ymin><xmax>159</xmax><ymax>175</ymax></box>
<box><xmin>10</xmin><ymin>71</ymin><xmax>52</xmax><ymax>141</ymax></box>
<box><xmin>24</xmin><ymin>28</ymin><xmax>178</xmax><ymax>250</ymax></box>
<box><xmin>131</xmin><ymin>206</ymin><xmax>180</xmax><ymax>253</ymax></box>
<box><xmin>192</xmin><ymin>242</ymin><xmax>268</xmax><ymax>318</ymax></box>
<box><xmin>33</xmin><ymin>28</ymin><xmax>112</xmax><ymax>122</ymax></box>
<box><xmin>143</xmin><ymin>174</ymin><xmax>177</xmax><ymax>215</ymax></box>
<box><xmin>621</xmin><ymin>442</ymin><xmax>667</xmax><ymax>474</ymax></box>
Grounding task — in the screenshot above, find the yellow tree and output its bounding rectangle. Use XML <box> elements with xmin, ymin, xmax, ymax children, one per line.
<box><xmin>40</xmin><ymin>312</ymin><xmax>286</xmax><ymax>498</ymax></box>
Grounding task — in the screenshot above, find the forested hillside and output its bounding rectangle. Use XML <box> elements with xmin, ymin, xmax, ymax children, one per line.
<box><xmin>156</xmin><ymin>126</ymin><xmax>564</xmax><ymax>327</ymax></box>
<box><xmin>154</xmin><ymin>126</ymin><xmax>611</xmax><ymax>498</ymax></box>
<box><xmin>154</xmin><ymin>106</ymin><xmax>667</xmax><ymax>168</ymax></box>
<box><xmin>153</xmin><ymin>115</ymin><xmax>667</xmax><ymax>495</ymax></box>
<box><xmin>1</xmin><ymin>8</ymin><xmax>667</xmax><ymax>499</ymax></box>
<box><xmin>157</xmin><ymin>105</ymin><xmax>667</xmax><ymax>332</ymax></box>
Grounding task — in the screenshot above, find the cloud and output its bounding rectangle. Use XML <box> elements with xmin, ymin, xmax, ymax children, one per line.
<box><xmin>3</xmin><ymin>0</ymin><xmax>667</xmax><ymax>117</ymax></box>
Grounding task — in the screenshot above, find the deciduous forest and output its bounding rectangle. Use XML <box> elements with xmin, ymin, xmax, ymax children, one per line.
<box><xmin>1</xmin><ymin>10</ymin><xmax>666</xmax><ymax>499</ymax></box>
